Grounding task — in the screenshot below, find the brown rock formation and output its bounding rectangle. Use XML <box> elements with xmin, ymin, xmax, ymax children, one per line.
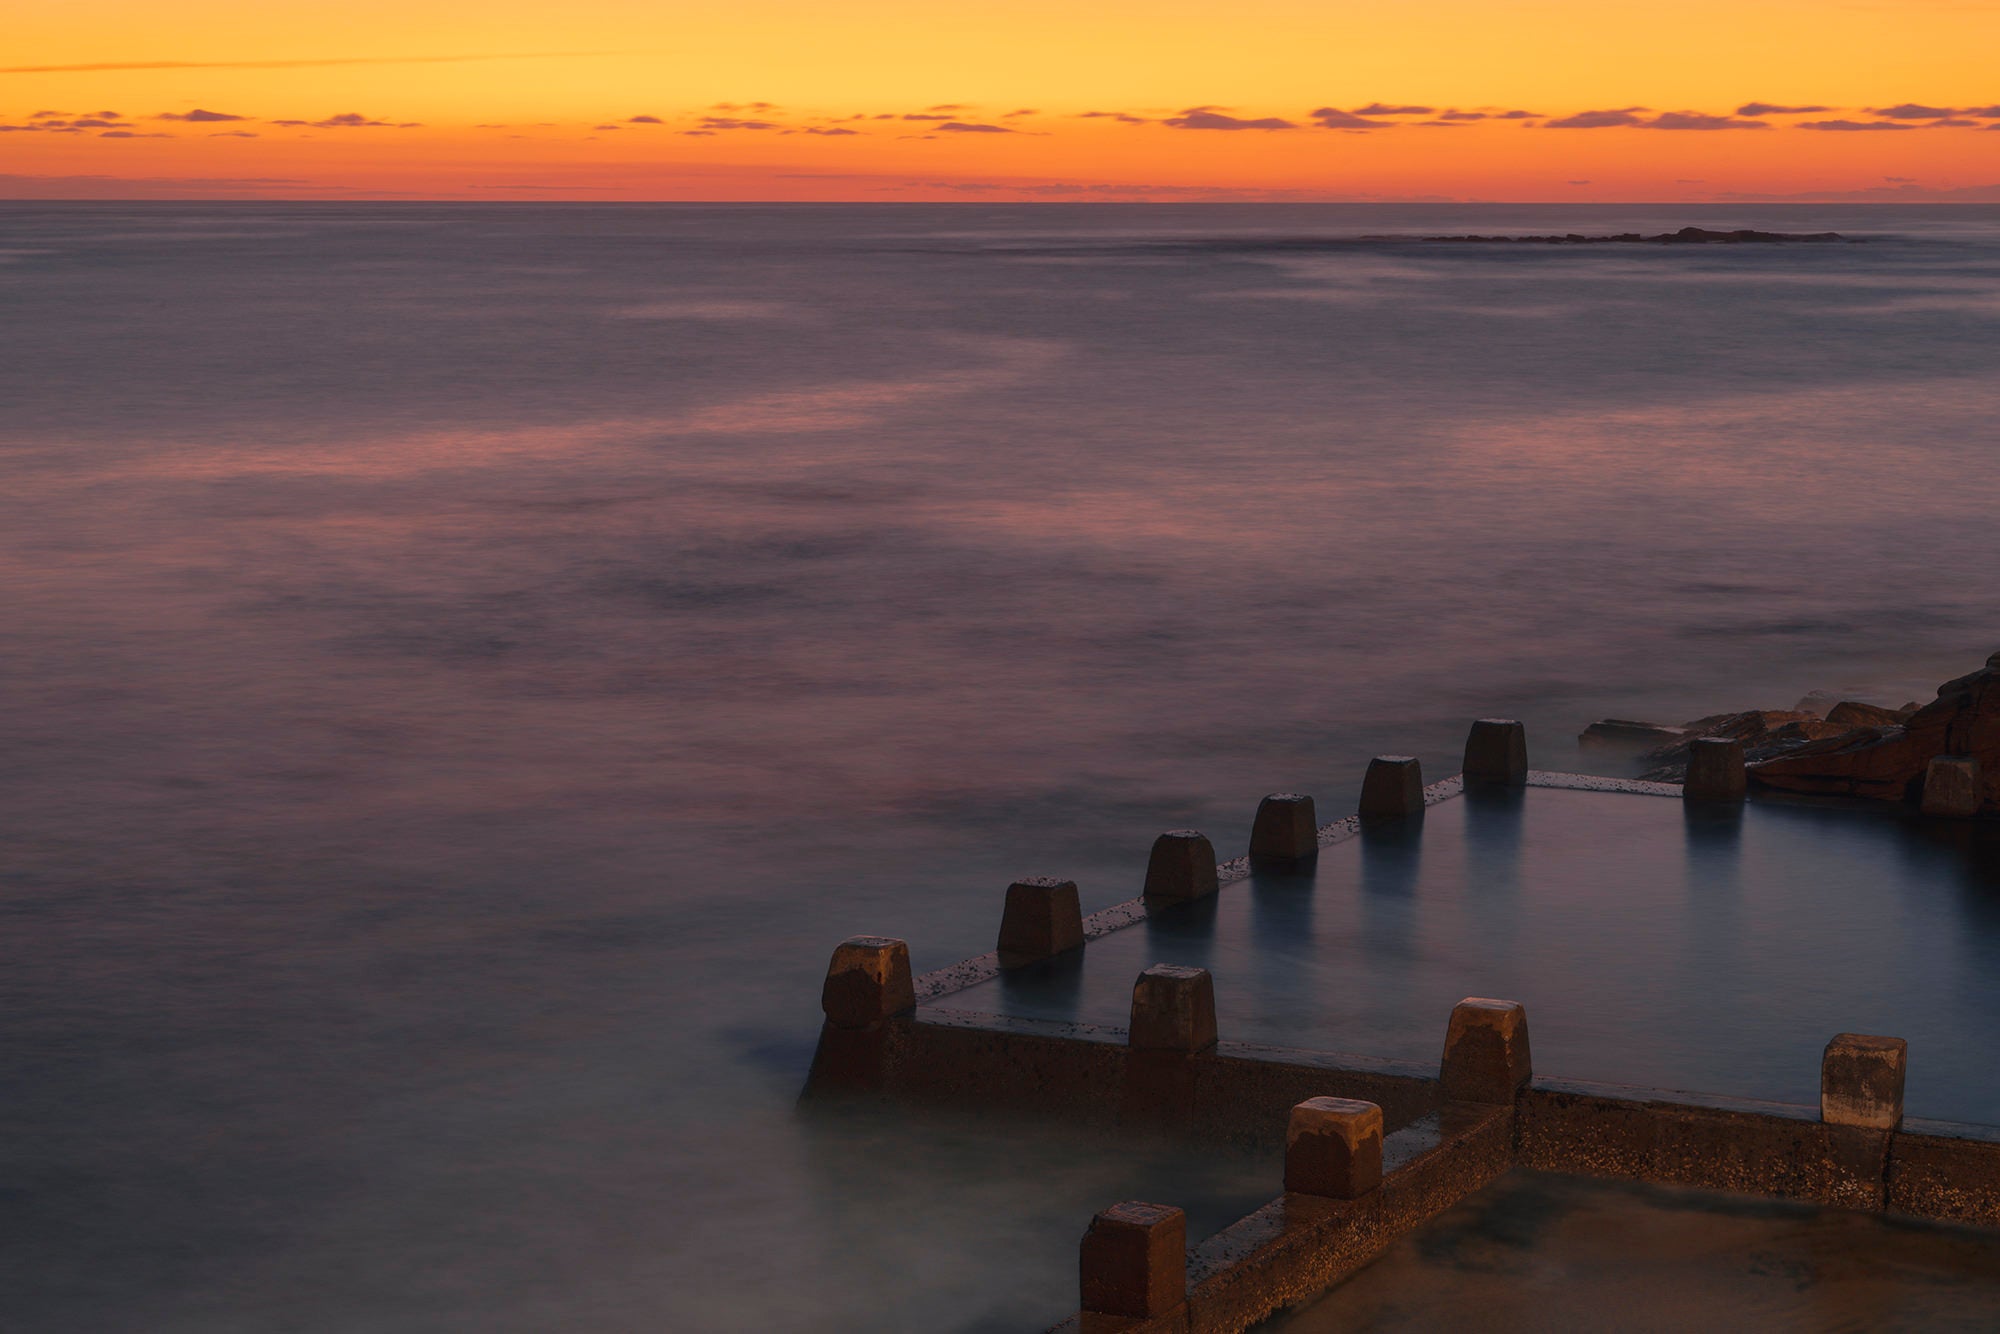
<box><xmin>1580</xmin><ymin>719</ymin><xmax>1686</xmax><ymax>748</ymax></box>
<box><xmin>1636</xmin><ymin>710</ymin><xmax>1853</xmax><ymax>780</ymax></box>
<box><xmin>1749</xmin><ymin>653</ymin><xmax>2000</xmax><ymax>812</ymax></box>
<box><xmin>1825</xmin><ymin>700</ymin><xmax>1910</xmax><ymax>728</ymax></box>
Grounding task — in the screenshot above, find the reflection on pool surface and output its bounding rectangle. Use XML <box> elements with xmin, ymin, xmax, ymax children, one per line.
<box><xmin>949</xmin><ymin>788</ymin><xmax>2000</xmax><ymax>1124</ymax></box>
<box><xmin>1270</xmin><ymin>1169</ymin><xmax>2000</xmax><ymax>1332</ymax></box>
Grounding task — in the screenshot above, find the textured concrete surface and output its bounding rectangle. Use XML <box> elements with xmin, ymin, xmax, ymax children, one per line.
<box><xmin>1143</xmin><ymin>831</ymin><xmax>1220</xmax><ymax>904</ymax></box>
<box><xmin>1268</xmin><ymin>1169</ymin><xmax>2000</xmax><ymax>1333</ymax></box>
<box><xmin>1130</xmin><ymin>966</ymin><xmax>1218</xmax><ymax>1054</ymax></box>
<box><xmin>1358</xmin><ymin>757</ymin><xmax>1424</xmax><ymax>823</ymax></box>
<box><xmin>1054</xmin><ymin>1104</ymin><xmax>1513</xmax><ymax>1333</ymax></box>
<box><xmin>1684</xmin><ymin>736</ymin><xmax>1748</xmax><ymax>802</ymax></box>
<box><xmin>1463</xmin><ymin>719</ymin><xmax>1528</xmax><ymax>788</ymax></box>
<box><xmin>1515</xmin><ymin>1081</ymin><xmax>1893</xmax><ymax>1211</ymax></box>
<box><xmin>1285</xmin><ymin>1098</ymin><xmax>1384</xmax><ymax>1200</ymax></box>
<box><xmin>1081</xmin><ymin>1202</ymin><xmax>1187</xmax><ymax>1322</ymax></box>
<box><xmin>1821</xmin><ymin>1033</ymin><xmax>1907</xmax><ymax>1131</ymax></box>
<box><xmin>819</xmin><ymin>935</ymin><xmax>915</xmax><ymax>1029</ymax></box>
<box><xmin>1439</xmin><ymin>999</ymin><xmax>1532</xmax><ymax>1105</ymax></box>
<box><xmin>1249</xmin><ymin>794</ymin><xmax>1319</xmax><ymax>865</ymax></box>
<box><xmin>1000</xmin><ymin>878</ymin><xmax>1087</xmax><ymax>968</ymax></box>
<box><xmin>1923</xmin><ymin>755</ymin><xmax>1985</xmax><ymax>818</ymax></box>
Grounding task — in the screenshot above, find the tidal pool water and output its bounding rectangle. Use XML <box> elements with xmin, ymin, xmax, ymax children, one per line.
<box><xmin>960</xmin><ymin>787</ymin><xmax>2000</xmax><ymax>1123</ymax></box>
<box><xmin>2</xmin><ymin>202</ymin><xmax>1998</xmax><ymax>1329</ymax></box>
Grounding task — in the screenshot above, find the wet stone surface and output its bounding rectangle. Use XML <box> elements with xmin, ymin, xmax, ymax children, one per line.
<box><xmin>1266</xmin><ymin>1168</ymin><xmax>2000</xmax><ymax>1332</ymax></box>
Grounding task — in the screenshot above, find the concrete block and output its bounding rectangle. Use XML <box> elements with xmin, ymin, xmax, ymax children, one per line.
<box><xmin>1284</xmin><ymin>1097</ymin><xmax>1384</xmax><ymax>1199</ymax></box>
<box><xmin>1440</xmin><ymin>998</ymin><xmax>1532</xmax><ymax>1104</ymax></box>
<box><xmin>1143</xmin><ymin>830</ymin><xmax>1219</xmax><ymax>903</ymax></box>
<box><xmin>1079</xmin><ymin>1201</ymin><xmax>1186</xmax><ymax>1320</ymax></box>
<box><xmin>997</xmin><ymin>877</ymin><xmax>1084</xmax><ymax>968</ymax></box>
<box><xmin>1684</xmin><ymin>736</ymin><xmax>1747</xmax><ymax>802</ymax></box>
<box><xmin>1249</xmin><ymin>793</ymin><xmax>1318</xmax><ymax>865</ymax></box>
<box><xmin>1822</xmin><ymin>1033</ymin><xmax>1907</xmax><ymax>1131</ymax></box>
<box><xmin>1359</xmin><ymin>756</ymin><xmax>1424</xmax><ymax>821</ymax></box>
<box><xmin>1129</xmin><ymin>964</ymin><xmax>1217</xmax><ymax>1053</ymax></box>
<box><xmin>819</xmin><ymin>935</ymin><xmax>915</xmax><ymax>1030</ymax></box>
<box><xmin>1464</xmin><ymin>719</ymin><xmax>1528</xmax><ymax>788</ymax></box>
<box><xmin>1922</xmin><ymin>755</ymin><xmax>1984</xmax><ymax>818</ymax></box>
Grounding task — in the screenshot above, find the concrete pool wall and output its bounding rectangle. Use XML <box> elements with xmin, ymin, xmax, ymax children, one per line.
<box><xmin>800</xmin><ymin>726</ymin><xmax>2000</xmax><ymax>1331</ymax></box>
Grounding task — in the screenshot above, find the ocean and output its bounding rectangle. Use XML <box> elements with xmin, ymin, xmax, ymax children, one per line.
<box><xmin>3</xmin><ymin>202</ymin><xmax>1998</xmax><ymax>1330</ymax></box>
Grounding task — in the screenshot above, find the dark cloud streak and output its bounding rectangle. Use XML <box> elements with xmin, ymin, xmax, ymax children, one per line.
<box><xmin>1309</xmin><ymin>107</ymin><xmax>1387</xmax><ymax>129</ymax></box>
<box><xmin>1166</xmin><ymin>108</ymin><xmax>1296</xmax><ymax>130</ymax></box>
<box><xmin>269</xmin><ymin>113</ymin><xmax>421</xmax><ymax>129</ymax></box>
<box><xmin>1543</xmin><ymin>108</ymin><xmax>1649</xmax><ymax>128</ymax></box>
<box><xmin>1796</xmin><ymin>119</ymin><xmax>1917</xmax><ymax>132</ymax></box>
<box><xmin>2</xmin><ymin>53</ymin><xmax>601</xmax><ymax>74</ymax></box>
<box><xmin>1647</xmin><ymin>112</ymin><xmax>1769</xmax><ymax>130</ymax></box>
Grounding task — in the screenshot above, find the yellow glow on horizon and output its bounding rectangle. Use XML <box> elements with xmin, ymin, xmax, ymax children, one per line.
<box><xmin>4</xmin><ymin>0</ymin><xmax>1998</xmax><ymax>200</ymax></box>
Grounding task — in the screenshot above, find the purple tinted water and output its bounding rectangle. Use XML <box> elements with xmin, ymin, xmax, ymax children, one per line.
<box><xmin>2</xmin><ymin>203</ymin><xmax>1998</xmax><ymax>1329</ymax></box>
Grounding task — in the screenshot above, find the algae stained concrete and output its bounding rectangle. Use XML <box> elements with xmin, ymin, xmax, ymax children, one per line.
<box><xmin>1268</xmin><ymin>1169</ymin><xmax>2000</xmax><ymax>1332</ymax></box>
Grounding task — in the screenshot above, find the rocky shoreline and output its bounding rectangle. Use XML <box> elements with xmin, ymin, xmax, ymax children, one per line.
<box><xmin>1582</xmin><ymin>651</ymin><xmax>1999</xmax><ymax>815</ymax></box>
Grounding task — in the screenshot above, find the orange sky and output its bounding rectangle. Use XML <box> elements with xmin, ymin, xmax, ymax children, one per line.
<box><xmin>4</xmin><ymin>0</ymin><xmax>1998</xmax><ymax>200</ymax></box>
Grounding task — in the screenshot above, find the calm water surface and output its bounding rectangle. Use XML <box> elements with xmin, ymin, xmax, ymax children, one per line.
<box><xmin>970</xmin><ymin>788</ymin><xmax>2000</xmax><ymax>1117</ymax></box>
<box><xmin>3</xmin><ymin>203</ymin><xmax>1998</xmax><ymax>1330</ymax></box>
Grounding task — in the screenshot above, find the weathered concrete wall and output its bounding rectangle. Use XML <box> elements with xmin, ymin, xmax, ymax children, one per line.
<box><xmin>1888</xmin><ymin>1124</ymin><xmax>2000</xmax><ymax>1227</ymax></box>
<box><xmin>1052</xmin><ymin>1104</ymin><xmax>1514</xmax><ymax>1334</ymax></box>
<box><xmin>844</xmin><ymin>1010</ymin><xmax>1440</xmax><ymax>1143</ymax></box>
<box><xmin>1515</xmin><ymin>1081</ymin><xmax>1892</xmax><ymax>1211</ymax></box>
<box><xmin>1176</xmin><ymin>1104</ymin><xmax>1512</xmax><ymax>1334</ymax></box>
<box><xmin>817</xmin><ymin>1008</ymin><xmax>2000</xmax><ymax>1331</ymax></box>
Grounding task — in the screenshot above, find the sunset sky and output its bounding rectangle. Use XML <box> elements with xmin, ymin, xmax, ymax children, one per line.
<box><xmin>5</xmin><ymin>0</ymin><xmax>1999</xmax><ymax>201</ymax></box>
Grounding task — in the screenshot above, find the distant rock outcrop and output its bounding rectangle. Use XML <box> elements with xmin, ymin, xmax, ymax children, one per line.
<box><xmin>1751</xmin><ymin>654</ymin><xmax>2000</xmax><ymax>810</ymax></box>
<box><xmin>1579</xmin><ymin>719</ymin><xmax>1687</xmax><ymax>748</ymax></box>
<box><xmin>1583</xmin><ymin>653</ymin><xmax>2000</xmax><ymax>814</ymax></box>
<box><xmin>1824</xmin><ymin>700</ymin><xmax>1910</xmax><ymax>728</ymax></box>
<box><xmin>1419</xmin><ymin>227</ymin><xmax>1848</xmax><ymax>245</ymax></box>
<box><xmin>1632</xmin><ymin>711</ymin><xmax>1857</xmax><ymax>779</ymax></box>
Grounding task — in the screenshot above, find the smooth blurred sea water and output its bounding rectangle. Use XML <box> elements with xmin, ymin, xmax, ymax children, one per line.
<box><xmin>3</xmin><ymin>203</ymin><xmax>1999</xmax><ymax>1330</ymax></box>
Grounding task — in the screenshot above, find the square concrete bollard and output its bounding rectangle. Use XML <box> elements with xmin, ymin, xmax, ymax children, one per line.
<box><xmin>1440</xmin><ymin>998</ymin><xmax>1532</xmax><ymax>1104</ymax></box>
<box><xmin>1143</xmin><ymin>830</ymin><xmax>1220</xmax><ymax>903</ymax></box>
<box><xmin>1284</xmin><ymin>1097</ymin><xmax>1384</xmax><ymax>1199</ymax></box>
<box><xmin>1129</xmin><ymin>964</ymin><xmax>1217</xmax><ymax>1053</ymax></box>
<box><xmin>1250</xmin><ymin>793</ymin><xmax>1318</xmax><ymax>865</ymax></box>
<box><xmin>1080</xmin><ymin>1202</ymin><xmax>1186</xmax><ymax>1320</ymax></box>
<box><xmin>1464</xmin><ymin>719</ymin><xmax>1528</xmax><ymax>788</ymax></box>
<box><xmin>819</xmin><ymin>936</ymin><xmax>915</xmax><ymax>1030</ymax></box>
<box><xmin>1684</xmin><ymin>736</ymin><xmax>1747</xmax><ymax>803</ymax></box>
<box><xmin>1359</xmin><ymin>756</ymin><xmax>1425</xmax><ymax>821</ymax></box>
<box><xmin>1922</xmin><ymin>756</ymin><xmax>1984</xmax><ymax>818</ymax></box>
<box><xmin>997</xmin><ymin>877</ymin><xmax>1085</xmax><ymax>968</ymax></box>
<box><xmin>1822</xmin><ymin>1033</ymin><xmax>1908</xmax><ymax>1131</ymax></box>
